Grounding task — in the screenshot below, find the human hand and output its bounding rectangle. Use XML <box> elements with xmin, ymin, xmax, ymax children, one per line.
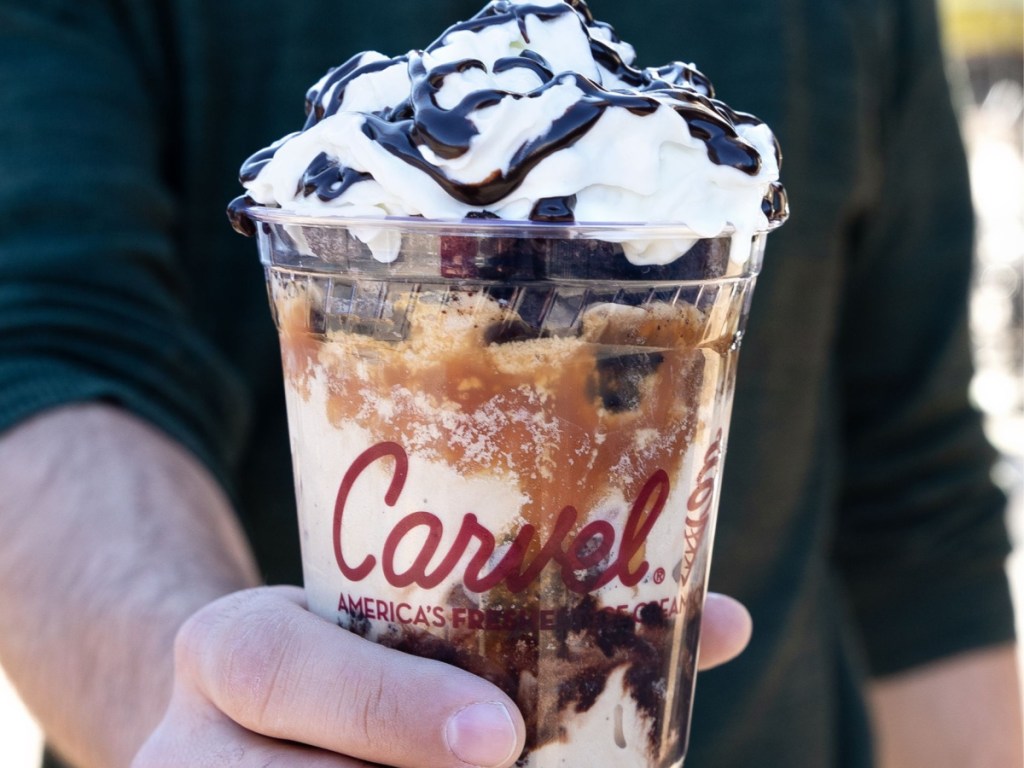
<box><xmin>132</xmin><ymin>586</ymin><xmax>751</xmax><ymax>768</ymax></box>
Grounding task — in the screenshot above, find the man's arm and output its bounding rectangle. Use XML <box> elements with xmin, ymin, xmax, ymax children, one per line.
<box><xmin>831</xmin><ymin>0</ymin><xmax>1020</xmax><ymax>762</ymax></box>
<box><xmin>869</xmin><ymin>644</ymin><xmax>1023</xmax><ymax>768</ymax></box>
<box><xmin>0</xmin><ymin>404</ymin><xmax>261</xmax><ymax>766</ymax></box>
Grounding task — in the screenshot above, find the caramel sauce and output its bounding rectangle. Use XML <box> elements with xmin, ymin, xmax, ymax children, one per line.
<box><xmin>277</xmin><ymin>287</ymin><xmax>713</xmax><ymax>538</ymax></box>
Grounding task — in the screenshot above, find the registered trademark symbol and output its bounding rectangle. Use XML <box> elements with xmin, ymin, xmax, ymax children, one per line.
<box><xmin>653</xmin><ymin>568</ymin><xmax>666</xmax><ymax>584</ymax></box>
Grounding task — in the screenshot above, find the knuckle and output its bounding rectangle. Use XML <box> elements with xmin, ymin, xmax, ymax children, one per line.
<box><xmin>213</xmin><ymin>601</ymin><xmax>305</xmax><ymax>733</ymax></box>
<box><xmin>173</xmin><ymin>604</ymin><xmax>217</xmax><ymax>681</ymax></box>
<box><xmin>173</xmin><ymin>589</ymin><xmax>298</xmax><ymax>716</ymax></box>
<box><xmin>173</xmin><ymin>589</ymin><xmax>260</xmax><ymax>680</ymax></box>
<box><xmin>336</xmin><ymin>656</ymin><xmax>400</xmax><ymax>752</ymax></box>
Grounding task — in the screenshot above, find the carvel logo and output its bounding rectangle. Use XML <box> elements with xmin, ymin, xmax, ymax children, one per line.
<box><xmin>680</xmin><ymin>429</ymin><xmax>722</xmax><ymax>586</ymax></box>
<box><xmin>333</xmin><ymin>437</ymin><xmax>721</xmax><ymax>595</ymax></box>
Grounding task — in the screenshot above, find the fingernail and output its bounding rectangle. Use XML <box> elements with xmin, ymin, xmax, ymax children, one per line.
<box><xmin>445</xmin><ymin>701</ymin><xmax>518</xmax><ymax>767</ymax></box>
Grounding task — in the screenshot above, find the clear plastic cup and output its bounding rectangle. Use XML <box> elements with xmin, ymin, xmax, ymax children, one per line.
<box><xmin>252</xmin><ymin>211</ymin><xmax>776</xmax><ymax>768</ymax></box>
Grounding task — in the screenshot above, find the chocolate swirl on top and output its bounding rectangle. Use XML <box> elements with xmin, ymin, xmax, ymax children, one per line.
<box><xmin>361</xmin><ymin>56</ymin><xmax>671</xmax><ymax>208</ymax></box>
<box><xmin>230</xmin><ymin>0</ymin><xmax>785</xmax><ymax>242</ymax></box>
<box><xmin>305</xmin><ymin>54</ymin><xmax>411</xmax><ymax>128</ymax></box>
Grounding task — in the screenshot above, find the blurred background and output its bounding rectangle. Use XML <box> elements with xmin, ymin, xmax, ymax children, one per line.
<box><xmin>1</xmin><ymin>1</ymin><xmax>1022</xmax><ymax>764</ymax></box>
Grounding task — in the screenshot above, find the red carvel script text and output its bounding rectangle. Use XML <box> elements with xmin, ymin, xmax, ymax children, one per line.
<box><xmin>332</xmin><ymin>441</ymin><xmax>671</xmax><ymax>594</ymax></box>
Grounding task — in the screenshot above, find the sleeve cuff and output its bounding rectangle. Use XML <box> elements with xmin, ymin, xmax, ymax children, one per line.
<box><xmin>0</xmin><ymin>359</ymin><xmax>234</xmax><ymax>501</ymax></box>
<box><xmin>853</xmin><ymin>555</ymin><xmax>1017</xmax><ymax>677</ymax></box>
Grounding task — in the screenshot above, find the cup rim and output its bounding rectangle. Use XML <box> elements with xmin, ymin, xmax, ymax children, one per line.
<box><xmin>245</xmin><ymin>207</ymin><xmax>786</xmax><ymax>239</ymax></box>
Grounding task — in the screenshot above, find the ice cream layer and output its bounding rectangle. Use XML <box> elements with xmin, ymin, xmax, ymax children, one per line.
<box><xmin>231</xmin><ymin>0</ymin><xmax>786</xmax><ymax>263</ymax></box>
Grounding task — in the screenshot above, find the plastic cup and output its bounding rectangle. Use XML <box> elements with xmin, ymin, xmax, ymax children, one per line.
<box><xmin>252</xmin><ymin>211</ymin><xmax>776</xmax><ymax>768</ymax></box>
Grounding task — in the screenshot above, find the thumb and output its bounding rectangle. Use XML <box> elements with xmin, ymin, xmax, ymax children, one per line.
<box><xmin>697</xmin><ymin>592</ymin><xmax>753</xmax><ymax>670</ymax></box>
<box><xmin>177</xmin><ymin>586</ymin><xmax>526</xmax><ymax>768</ymax></box>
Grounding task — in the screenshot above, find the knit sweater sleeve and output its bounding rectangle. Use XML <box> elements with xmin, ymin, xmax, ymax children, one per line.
<box><xmin>832</xmin><ymin>0</ymin><xmax>1016</xmax><ymax>675</ymax></box>
<box><xmin>0</xmin><ymin>1</ymin><xmax>249</xmax><ymax>493</ymax></box>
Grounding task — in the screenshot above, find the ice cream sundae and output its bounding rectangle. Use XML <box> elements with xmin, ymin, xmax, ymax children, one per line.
<box><xmin>232</xmin><ymin>2</ymin><xmax>786</xmax><ymax>765</ymax></box>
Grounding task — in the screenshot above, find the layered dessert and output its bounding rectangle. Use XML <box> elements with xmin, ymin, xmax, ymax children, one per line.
<box><xmin>233</xmin><ymin>1</ymin><xmax>785</xmax><ymax>766</ymax></box>
<box><xmin>269</xmin><ymin>257</ymin><xmax>743</xmax><ymax>767</ymax></box>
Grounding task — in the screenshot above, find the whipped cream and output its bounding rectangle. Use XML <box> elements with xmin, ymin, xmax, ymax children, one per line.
<box><xmin>232</xmin><ymin>0</ymin><xmax>786</xmax><ymax>264</ymax></box>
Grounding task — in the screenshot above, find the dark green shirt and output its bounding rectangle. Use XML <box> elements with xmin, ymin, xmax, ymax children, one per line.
<box><xmin>0</xmin><ymin>1</ymin><xmax>1014</xmax><ymax>766</ymax></box>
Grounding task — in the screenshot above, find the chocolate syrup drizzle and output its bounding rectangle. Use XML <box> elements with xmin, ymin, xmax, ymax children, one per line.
<box><xmin>299</xmin><ymin>151</ymin><xmax>373</xmax><ymax>201</ymax></box>
<box><xmin>229</xmin><ymin>0</ymin><xmax>779</xmax><ymax>235</ymax></box>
